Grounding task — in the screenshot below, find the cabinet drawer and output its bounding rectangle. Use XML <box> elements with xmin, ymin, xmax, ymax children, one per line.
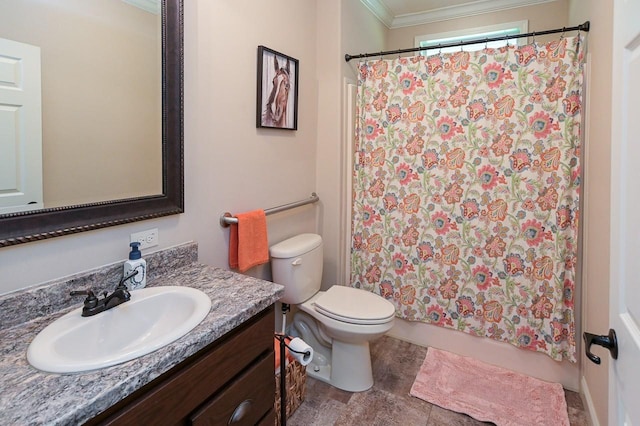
<box><xmin>190</xmin><ymin>353</ymin><xmax>274</xmax><ymax>426</ymax></box>
<box><xmin>257</xmin><ymin>410</ymin><xmax>276</xmax><ymax>425</ymax></box>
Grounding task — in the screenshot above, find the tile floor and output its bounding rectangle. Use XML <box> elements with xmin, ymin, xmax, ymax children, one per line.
<box><xmin>287</xmin><ymin>336</ymin><xmax>588</xmax><ymax>426</ymax></box>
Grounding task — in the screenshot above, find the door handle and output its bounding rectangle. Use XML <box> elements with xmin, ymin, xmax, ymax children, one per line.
<box><xmin>583</xmin><ymin>329</ymin><xmax>618</xmax><ymax>364</ymax></box>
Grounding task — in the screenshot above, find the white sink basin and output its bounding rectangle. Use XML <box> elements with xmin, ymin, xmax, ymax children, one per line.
<box><xmin>27</xmin><ymin>286</ymin><xmax>211</xmax><ymax>373</ymax></box>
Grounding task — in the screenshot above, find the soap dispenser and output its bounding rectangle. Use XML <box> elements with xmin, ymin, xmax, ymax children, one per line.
<box><xmin>123</xmin><ymin>242</ymin><xmax>147</xmax><ymax>290</ymax></box>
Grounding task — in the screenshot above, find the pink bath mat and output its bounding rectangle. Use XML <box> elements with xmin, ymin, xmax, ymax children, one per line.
<box><xmin>410</xmin><ymin>347</ymin><xmax>569</xmax><ymax>426</ymax></box>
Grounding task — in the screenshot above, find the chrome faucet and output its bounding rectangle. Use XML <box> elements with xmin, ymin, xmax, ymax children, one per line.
<box><xmin>70</xmin><ymin>270</ymin><xmax>138</xmax><ymax>317</ymax></box>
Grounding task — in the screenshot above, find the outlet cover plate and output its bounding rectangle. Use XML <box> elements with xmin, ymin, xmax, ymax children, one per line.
<box><xmin>130</xmin><ymin>228</ymin><xmax>158</xmax><ymax>250</ymax></box>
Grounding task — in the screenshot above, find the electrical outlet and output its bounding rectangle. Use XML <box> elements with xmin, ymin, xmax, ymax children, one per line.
<box><xmin>130</xmin><ymin>228</ymin><xmax>158</xmax><ymax>250</ymax></box>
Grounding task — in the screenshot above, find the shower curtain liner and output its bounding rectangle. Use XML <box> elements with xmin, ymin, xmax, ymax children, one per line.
<box><xmin>351</xmin><ymin>35</ymin><xmax>584</xmax><ymax>362</ymax></box>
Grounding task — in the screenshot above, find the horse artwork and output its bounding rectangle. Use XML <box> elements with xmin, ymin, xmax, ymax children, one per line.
<box><xmin>257</xmin><ymin>46</ymin><xmax>299</xmax><ymax>130</ymax></box>
<box><xmin>264</xmin><ymin>55</ymin><xmax>290</xmax><ymax>127</ymax></box>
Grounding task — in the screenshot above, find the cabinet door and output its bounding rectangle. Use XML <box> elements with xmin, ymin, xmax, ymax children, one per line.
<box><xmin>190</xmin><ymin>353</ymin><xmax>274</xmax><ymax>426</ymax></box>
<box><xmin>88</xmin><ymin>307</ymin><xmax>274</xmax><ymax>425</ymax></box>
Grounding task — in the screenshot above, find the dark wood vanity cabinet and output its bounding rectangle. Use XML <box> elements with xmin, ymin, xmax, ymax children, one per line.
<box><xmin>86</xmin><ymin>306</ymin><xmax>276</xmax><ymax>426</ymax></box>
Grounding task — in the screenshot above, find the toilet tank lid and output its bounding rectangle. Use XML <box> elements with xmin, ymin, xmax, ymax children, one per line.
<box><xmin>270</xmin><ymin>233</ymin><xmax>322</xmax><ymax>258</ymax></box>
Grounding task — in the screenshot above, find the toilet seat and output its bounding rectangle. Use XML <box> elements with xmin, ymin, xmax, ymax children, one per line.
<box><xmin>312</xmin><ymin>286</ymin><xmax>396</xmax><ymax>325</ymax></box>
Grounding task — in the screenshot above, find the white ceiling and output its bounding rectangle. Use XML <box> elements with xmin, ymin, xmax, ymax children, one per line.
<box><xmin>363</xmin><ymin>0</ymin><xmax>558</xmax><ymax>28</ymax></box>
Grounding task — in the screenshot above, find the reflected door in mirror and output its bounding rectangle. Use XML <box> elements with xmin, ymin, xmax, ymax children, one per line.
<box><xmin>0</xmin><ymin>37</ymin><xmax>43</xmax><ymax>214</ymax></box>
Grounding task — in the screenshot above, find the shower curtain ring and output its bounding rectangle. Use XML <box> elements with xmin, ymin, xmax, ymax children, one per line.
<box><xmin>485</xmin><ymin>37</ymin><xmax>489</xmax><ymax>50</ymax></box>
<box><xmin>561</xmin><ymin>27</ymin><xmax>566</xmax><ymax>39</ymax></box>
<box><xmin>532</xmin><ymin>31</ymin><xmax>536</xmax><ymax>44</ymax></box>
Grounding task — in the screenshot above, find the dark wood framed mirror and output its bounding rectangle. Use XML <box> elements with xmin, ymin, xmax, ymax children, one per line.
<box><xmin>0</xmin><ymin>0</ymin><xmax>183</xmax><ymax>248</ymax></box>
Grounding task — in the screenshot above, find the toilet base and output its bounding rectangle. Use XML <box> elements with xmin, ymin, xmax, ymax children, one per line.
<box><xmin>304</xmin><ymin>341</ymin><xmax>373</xmax><ymax>392</ymax></box>
<box><xmin>306</xmin><ymin>360</ymin><xmax>331</xmax><ymax>384</ymax></box>
<box><xmin>292</xmin><ymin>312</ymin><xmax>375</xmax><ymax>392</ymax></box>
<box><xmin>331</xmin><ymin>340</ymin><xmax>373</xmax><ymax>392</ymax></box>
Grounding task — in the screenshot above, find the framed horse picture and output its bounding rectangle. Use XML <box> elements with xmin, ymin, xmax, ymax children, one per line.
<box><xmin>257</xmin><ymin>46</ymin><xmax>299</xmax><ymax>130</ymax></box>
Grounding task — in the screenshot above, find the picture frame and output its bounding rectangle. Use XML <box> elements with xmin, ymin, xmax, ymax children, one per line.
<box><xmin>256</xmin><ymin>45</ymin><xmax>299</xmax><ymax>130</ymax></box>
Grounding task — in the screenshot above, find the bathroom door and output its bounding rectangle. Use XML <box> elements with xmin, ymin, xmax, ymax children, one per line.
<box><xmin>609</xmin><ymin>0</ymin><xmax>640</xmax><ymax>424</ymax></box>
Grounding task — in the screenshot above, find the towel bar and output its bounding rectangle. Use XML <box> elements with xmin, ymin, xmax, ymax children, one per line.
<box><xmin>220</xmin><ymin>193</ymin><xmax>319</xmax><ymax>227</ymax></box>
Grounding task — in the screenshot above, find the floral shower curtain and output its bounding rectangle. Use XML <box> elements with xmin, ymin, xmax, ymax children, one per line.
<box><xmin>351</xmin><ymin>36</ymin><xmax>583</xmax><ymax>362</ymax></box>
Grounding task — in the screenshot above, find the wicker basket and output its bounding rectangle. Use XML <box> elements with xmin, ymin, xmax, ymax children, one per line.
<box><xmin>274</xmin><ymin>361</ymin><xmax>306</xmax><ymax>425</ymax></box>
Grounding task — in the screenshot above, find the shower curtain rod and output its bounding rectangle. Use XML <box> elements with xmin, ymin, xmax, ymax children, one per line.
<box><xmin>344</xmin><ymin>21</ymin><xmax>590</xmax><ymax>62</ymax></box>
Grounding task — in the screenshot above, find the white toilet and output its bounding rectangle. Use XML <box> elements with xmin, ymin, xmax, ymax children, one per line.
<box><xmin>270</xmin><ymin>233</ymin><xmax>395</xmax><ymax>392</ymax></box>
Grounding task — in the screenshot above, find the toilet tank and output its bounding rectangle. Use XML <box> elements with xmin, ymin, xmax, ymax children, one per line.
<box><xmin>270</xmin><ymin>233</ymin><xmax>323</xmax><ymax>304</ymax></box>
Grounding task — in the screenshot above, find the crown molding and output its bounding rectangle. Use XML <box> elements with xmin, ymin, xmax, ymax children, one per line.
<box><xmin>360</xmin><ymin>0</ymin><xmax>394</xmax><ymax>28</ymax></box>
<box><xmin>362</xmin><ymin>0</ymin><xmax>558</xmax><ymax>29</ymax></box>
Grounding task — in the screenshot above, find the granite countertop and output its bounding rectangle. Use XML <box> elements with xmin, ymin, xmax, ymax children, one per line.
<box><xmin>0</xmin><ymin>244</ymin><xmax>283</xmax><ymax>425</ymax></box>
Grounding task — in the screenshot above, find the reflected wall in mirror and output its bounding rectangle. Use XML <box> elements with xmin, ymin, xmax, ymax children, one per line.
<box><xmin>0</xmin><ymin>0</ymin><xmax>183</xmax><ymax>247</ymax></box>
<box><xmin>0</xmin><ymin>0</ymin><xmax>162</xmax><ymax>212</ymax></box>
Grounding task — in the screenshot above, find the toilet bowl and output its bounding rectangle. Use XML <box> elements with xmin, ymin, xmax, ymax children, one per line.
<box><xmin>293</xmin><ymin>287</ymin><xmax>394</xmax><ymax>391</ymax></box>
<box><xmin>270</xmin><ymin>234</ymin><xmax>395</xmax><ymax>392</ymax></box>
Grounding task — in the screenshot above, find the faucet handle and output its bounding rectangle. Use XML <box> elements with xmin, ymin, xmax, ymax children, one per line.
<box><xmin>70</xmin><ymin>289</ymin><xmax>98</xmax><ymax>308</ymax></box>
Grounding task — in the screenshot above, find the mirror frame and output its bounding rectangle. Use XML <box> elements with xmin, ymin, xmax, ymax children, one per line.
<box><xmin>0</xmin><ymin>0</ymin><xmax>184</xmax><ymax>248</ymax></box>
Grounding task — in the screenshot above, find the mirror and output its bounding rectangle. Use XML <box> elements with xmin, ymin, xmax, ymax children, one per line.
<box><xmin>0</xmin><ymin>0</ymin><xmax>183</xmax><ymax>247</ymax></box>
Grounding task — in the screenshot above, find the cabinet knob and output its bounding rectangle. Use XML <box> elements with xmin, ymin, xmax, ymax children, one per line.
<box><xmin>228</xmin><ymin>399</ymin><xmax>253</xmax><ymax>424</ymax></box>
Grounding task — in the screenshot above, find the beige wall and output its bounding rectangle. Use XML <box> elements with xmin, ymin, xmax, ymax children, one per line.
<box><xmin>568</xmin><ymin>2</ymin><xmax>614</xmax><ymax>424</ymax></box>
<box><xmin>0</xmin><ymin>0</ymin><xmax>161</xmax><ymax>208</ymax></box>
<box><xmin>184</xmin><ymin>0</ymin><xmax>319</xmax><ymax>276</ymax></box>
<box><xmin>341</xmin><ymin>0</ymin><xmax>388</xmax><ymax>73</ymax></box>
<box><xmin>312</xmin><ymin>0</ymin><xmax>387</xmax><ymax>291</ymax></box>
<box><xmin>0</xmin><ymin>0</ymin><xmax>319</xmax><ymax>294</ymax></box>
<box><xmin>315</xmin><ymin>0</ymin><xmax>343</xmax><ymax>291</ymax></box>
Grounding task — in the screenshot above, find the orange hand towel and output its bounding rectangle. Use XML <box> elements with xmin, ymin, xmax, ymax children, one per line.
<box><xmin>229</xmin><ymin>209</ymin><xmax>269</xmax><ymax>273</ymax></box>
